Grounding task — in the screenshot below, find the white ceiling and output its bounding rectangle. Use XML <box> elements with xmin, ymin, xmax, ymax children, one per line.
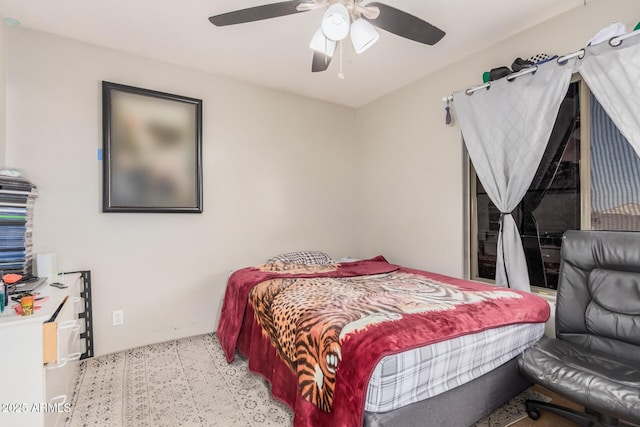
<box><xmin>0</xmin><ymin>0</ymin><xmax>585</xmax><ymax>107</ymax></box>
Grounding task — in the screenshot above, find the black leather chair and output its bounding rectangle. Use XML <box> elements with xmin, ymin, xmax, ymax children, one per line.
<box><xmin>517</xmin><ymin>230</ymin><xmax>640</xmax><ymax>427</ymax></box>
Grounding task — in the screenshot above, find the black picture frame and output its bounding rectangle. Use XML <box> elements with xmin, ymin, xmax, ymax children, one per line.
<box><xmin>102</xmin><ymin>81</ymin><xmax>203</xmax><ymax>213</ymax></box>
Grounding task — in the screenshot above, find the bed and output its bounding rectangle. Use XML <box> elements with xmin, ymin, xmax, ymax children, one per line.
<box><xmin>216</xmin><ymin>254</ymin><xmax>549</xmax><ymax>426</ymax></box>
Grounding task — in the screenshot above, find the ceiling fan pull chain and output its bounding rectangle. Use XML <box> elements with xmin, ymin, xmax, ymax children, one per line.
<box><xmin>338</xmin><ymin>41</ymin><xmax>345</xmax><ymax>79</ymax></box>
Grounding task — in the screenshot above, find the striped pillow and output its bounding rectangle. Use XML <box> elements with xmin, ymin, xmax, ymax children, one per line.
<box><xmin>267</xmin><ymin>251</ymin><xmax>333</xmax><ymax>265</ymax></box>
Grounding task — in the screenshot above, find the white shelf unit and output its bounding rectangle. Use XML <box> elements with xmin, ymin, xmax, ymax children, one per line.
<box><xmin>0</xmin><ymin>273</ymin><xmax>83</xmax><ymax>427</ymax></box>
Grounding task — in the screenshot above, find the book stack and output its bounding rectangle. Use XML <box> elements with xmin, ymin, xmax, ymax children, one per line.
<box><xmin>0</xmin><ymin>175</ymin><xmax>37</xmax><ymax>277</ymax></box>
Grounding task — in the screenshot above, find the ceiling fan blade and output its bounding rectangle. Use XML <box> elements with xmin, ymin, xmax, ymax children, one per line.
<box><xmin>363</xmin><ymin>2</ymin><xmax>445</xmax><ymax>45</ymax></box>
<box><xmin>209</xmin><ymin>1</ymin><xmax>308</xmax><ymax>26</ymax></box>
<box><xmin>312</xmin><ymin>51</ymin><xmax>332</xmax><ymax>72</ymax></box>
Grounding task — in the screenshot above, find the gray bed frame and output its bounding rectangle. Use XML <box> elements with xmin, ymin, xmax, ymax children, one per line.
<box><xmin>364</xmin><ymin>356</ymin><xmax>530</xmax><ymax>427</ymax></box>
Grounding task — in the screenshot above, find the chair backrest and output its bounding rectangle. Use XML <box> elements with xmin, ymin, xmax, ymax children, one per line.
<box><xmin>556</xmin><ymin>230</ymin><xmax>640</xmax><ymax>364</ymax></box>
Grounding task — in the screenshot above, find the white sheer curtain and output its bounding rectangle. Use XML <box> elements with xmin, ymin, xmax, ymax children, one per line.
<box><xmin>454</xmin><ymin>61</ymin><xmax>575</xmax><ymax>292</ymax></box>
<box><xmin>579</xmin><ymin>34</ymin><xmax>640</xmax><ymax>158</ymax></box>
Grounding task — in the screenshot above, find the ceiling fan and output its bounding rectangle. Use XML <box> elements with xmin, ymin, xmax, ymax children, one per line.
<box><xmin>209</xmin><ymin>0</ymin><xmax>445</xmax><ymax>73</ymax></box>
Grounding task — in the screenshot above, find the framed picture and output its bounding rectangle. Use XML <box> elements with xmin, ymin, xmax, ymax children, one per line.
<box><xmin>102</xmin><ymin>81</ymin><xmax>203</xmax><ymax>213</ymax></box>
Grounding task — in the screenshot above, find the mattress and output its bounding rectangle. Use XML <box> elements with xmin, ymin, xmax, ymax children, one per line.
<box><xmin>365</xmin><ymin>322</ymin><xmax>545</xmax><ymax>412</ymax></box>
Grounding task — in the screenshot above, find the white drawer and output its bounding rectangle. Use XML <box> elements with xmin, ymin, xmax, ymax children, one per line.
<box><xmin>44</xmin><ymin>288</ymin><xmax>82</xmax><ymax>427</ymax></box>
<box><xmin>67</xmin><ymin>327</ymin><xmax>82</xmax><ymax>394</ymax></box>
<box><xmin>43</xmin><ymin>393</ymin><xmax>68</xmax><ymax>427</ymax></box>
<box><xmin>44</xmin><ymin>359</ymin><xmax>68</xmax><ymax>427</ymax></box>
<box><xmin>70</xmin><ymin>293</ymin><xmax>81</xmax><ymax>312</ymax></box>
<box><xmin>43</xmin><ymin>295</ymin><xmax>79</xmax><ymax>364</ymax></box>
<box><xmin>44</xmin><ymin>340</ymin><xmax>80</xmax><ymax>426</ymax></box>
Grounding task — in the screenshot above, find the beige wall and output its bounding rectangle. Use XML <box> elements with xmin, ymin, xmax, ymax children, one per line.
<box><xmin>6</xmin><ymin>29</ymin><xmax>357</xmax><ymax>356</ymax></box>
<box><xmin>0</xmin><ymin>18</ymin><xmax>6</xmax><ymax>166</ymax></box>
<box><xmin>354</xmin><ymin>0</ymin><xmax>640</xmax><ymax>277</ymax></box>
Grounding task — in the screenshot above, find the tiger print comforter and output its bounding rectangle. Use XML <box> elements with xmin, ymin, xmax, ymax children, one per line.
<box><xmin>216</xmin><ymin>256</ymin><xmax>550</xmax><ymax>427</ymax></box>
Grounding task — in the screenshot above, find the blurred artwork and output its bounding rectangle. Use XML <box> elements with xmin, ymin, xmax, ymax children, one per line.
<box><xmin>103</xmin><ymin>82</ymin><xmax>202</xmax><ymax>212</ymax></box>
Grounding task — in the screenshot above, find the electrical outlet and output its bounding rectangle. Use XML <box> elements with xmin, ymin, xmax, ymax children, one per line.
<box><xmin>112</xmin><ymin>310</ymin><xmax>124</xmax><ymax>326</ymax></box>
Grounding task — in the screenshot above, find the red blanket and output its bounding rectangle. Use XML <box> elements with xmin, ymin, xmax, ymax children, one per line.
<box><xmin>217</xmin><ymin>257</ymin><xmax>550</xmax><ymax>427</ymax></box>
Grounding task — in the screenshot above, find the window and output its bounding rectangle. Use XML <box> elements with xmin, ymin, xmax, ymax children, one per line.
<box><xmin>470</xmin><ymin>79</ymin><xmax>640</xmax><ymax>290</ymax></box>
<box><xmin>589</xmin><ymin>93</ymin><xmax>640</xmax><ymax>231</ymax></box>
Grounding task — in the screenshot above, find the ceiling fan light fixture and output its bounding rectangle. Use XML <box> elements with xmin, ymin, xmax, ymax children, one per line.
<box><xmin>321</xmin><ymin>3</ymin><xmax>350</xmax><ymax>41</ymax></box>
<box><xmin>350</xmin><ymin>18</ymin><xmax>379</xmax><ymax>54</ymax></box>
<box><xmin>310</xmin><ymin>27</ymin><xmax>336</xmax><ymax>57</ymax></box>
